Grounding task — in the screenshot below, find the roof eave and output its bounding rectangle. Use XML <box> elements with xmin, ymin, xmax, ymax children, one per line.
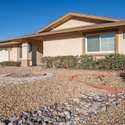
<box><xmin>1</xmin><ymin>21</ymin><xmax>125</xmax><ymax>47</ymax></box>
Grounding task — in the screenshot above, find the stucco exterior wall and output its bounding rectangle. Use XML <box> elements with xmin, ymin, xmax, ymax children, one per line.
<box><xmin>9</xmin><ymin>46</ymin><xmax>19</xmax><ymax>61</ymax></box>
<box><xmin>43</xmin><ymin>33</ymin><xmax>84</xmax><ymax>57</ymax></box>
<box><xmin>53</xmin><ymin>19</ymin><xmax>95</xmax><ymax>31</ymax></box>
<box><xmin>118</xmin><ymin>31</ymin><xmax>125</xmax><ymax>54</ymax></box>
<box><xmin>0</xmin><ymin>48</ymin><xmax>9</xmax><ymax>62</ymax></box>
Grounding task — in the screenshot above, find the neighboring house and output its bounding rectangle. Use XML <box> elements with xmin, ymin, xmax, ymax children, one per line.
<box><xmin>0</xmin><ymin>12</ymin><xmax>125</xmax><ymax>66</ymax></box>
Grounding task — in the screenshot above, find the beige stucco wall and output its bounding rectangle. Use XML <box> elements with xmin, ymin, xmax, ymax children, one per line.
<box><xmin>43</xmin><ymin>33</ymin><xmax>84</xmax><ymax>57</ymax></box>
<box><xmin>21</xmin><ymin>43</ymin><xmax>30</xmax><ymax>67</ymax></box>
<box><xmin>53</xmin><ymin>19</ymin><xmax>95</xmax><ymax>31</ymax></box>
<box><xmin>9</xmin><ymin>46</ymin><xmax>19</xmax><ymax>61</ymax></box>
<box><xmin>118</xmin><ymin>31</ymin><xmax>125</xmax><ymax>54</ymax></box>
<box><xmin>43</xmin><ymin>31</ymin><xmax>125</xmax><ymax>57</ymax></box>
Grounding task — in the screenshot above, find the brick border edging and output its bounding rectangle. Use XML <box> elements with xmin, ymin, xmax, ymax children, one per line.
<box><xmin>70</xmin><ymin>74</ymin><xmax>125</xmax><ymax>94</ymax></box>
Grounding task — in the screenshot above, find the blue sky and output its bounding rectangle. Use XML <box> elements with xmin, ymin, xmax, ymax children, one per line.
<box><xmin>0</xmin><ymin>0</ymin><xmax>125</xmax><ymax>40</ymax></box>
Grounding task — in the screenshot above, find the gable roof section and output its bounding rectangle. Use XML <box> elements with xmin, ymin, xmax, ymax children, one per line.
<box><xmin>1</xmin><ymin>20</ymin><xmax>125</xmax><ymax>47</ymax></box>
<box><xmin>38</xmin><ymin>21</ymin><xmax>125</xmax><ymax>36</ymax></box>
<box><xmin>37</xmin><ymin>12</ymin><xmax>121</xmax><ymax>33</ymax></box>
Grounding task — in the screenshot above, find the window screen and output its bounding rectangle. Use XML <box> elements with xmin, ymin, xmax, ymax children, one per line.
<box><xmin>87</xmin><ymin>35</ymin><xmax>100</xmax><ymax>52</ymax></box>
<box><xmin>101</xmin><ymin>33</ymin><xmax>115</xmax><ymax>51</ymax></box>
<box><xmin>87</xmin><ymin>33</ymin><xmax>115</xmax><ymax>53</ymax></box>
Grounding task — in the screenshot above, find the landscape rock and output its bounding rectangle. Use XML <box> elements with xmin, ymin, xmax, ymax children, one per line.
<box><xmin>0</xmin><ymin>93</ymin><xmax>125</xmax><ymax>125</ymax></box>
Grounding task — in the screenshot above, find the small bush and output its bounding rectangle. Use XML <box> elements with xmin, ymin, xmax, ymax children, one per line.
<box><xmin>42</xmin><ymin>56</ymin><xmax>79</xmax><ymax>69</ymax></box>
<box><xmin>55</xmin><ymin>56</ymin><xmax>79</xmax><ymax>68</ymax></box>
<box><xmin>0</xmin><ymin>61</ymin><xmax>21</xmax><ymax>67</ymax></box>
<box><xmin>42</xmin><ymin>57</ymin><xmax>54</xmax><ymax>68</ymax></box>
<box><xmin>41</xmin><ymin>54</ymin><xmax>125</xmax><ymax>70</ymax></box>
<box><xmin>79</xmin><ymin>55</ymin><xmax>96</xmax><ymax>69</ymax></box>
<box><xmin>95</xmin><ymin>54</ymin><xmax>125</xmax><ymax>70</ymax></box>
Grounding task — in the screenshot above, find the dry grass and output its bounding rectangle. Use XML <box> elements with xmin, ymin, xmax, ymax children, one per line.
<box><xmin>84</xmin><ymin>102</ymin><xmax>125</xmax><ymax>125</ymax></box>
<box><xmin>0</xmin><ymin>67</ymin><xmax>124</xmax><ymax>117</ymax></box>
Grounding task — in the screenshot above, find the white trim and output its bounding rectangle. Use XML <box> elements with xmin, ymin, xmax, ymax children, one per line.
<box><xmin>85</xmin><ymin>32</ymin><xmax>115</xmax><ymax>54</ymax></box>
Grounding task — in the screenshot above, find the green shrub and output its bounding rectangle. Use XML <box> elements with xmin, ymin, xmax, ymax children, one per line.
<box><xmin>56</xmin><ymin>56</ymin><xmax>79</xmax><ymax>68</ymax></box>
<box><xmin>0</xmin><ymin>61</ymin><xmax>21</xmax><ymax>67</ymax></box>
<box><xmin>41</xmin><ymin>54</ymin><xmax>125</xmax><ymax>70</ymax></box>
<box><xmin>53</xmin><ymin>56</ymin><xmax>64</xmax><ymax>68</ymax></box>
<box><xmin>42</xmin><ymin>56</ymin><xmax>79</xmax><ymax>69</ymax></box>
<box><xmin>79</xmin><ymin>55</ymin><xmax>96</xmax><ymax>69</ymax></box>
<box><xmin>105</xmin><ymin>54</ymin><xmax>125</xmax><ymax>70</ymax></box>
<box><xmin>95</xmin><ymin>54</ymin><xmax>125</xmax><ymax>70</ymax></box>
<box><xmin>41</xmin><ymin>57</ymin><xmax>54</xmax><ymax>68</ymax></box>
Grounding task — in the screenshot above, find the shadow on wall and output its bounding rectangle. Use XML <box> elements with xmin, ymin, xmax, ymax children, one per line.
<box><xmin>32</xmin><ymin>42</ymin><xmax>43</xmax><ymax>66</ymax></box>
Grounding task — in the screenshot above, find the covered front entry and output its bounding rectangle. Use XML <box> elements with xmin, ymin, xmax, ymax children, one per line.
<box><xmin>0</xmin><ymin>36</ymin><xmax>43</xmax><ymax>67</ymax></box>
<box><xmin>21</xmin><ymin>39</ymin><xmax>43</xmax><ymax>67</ymax></box>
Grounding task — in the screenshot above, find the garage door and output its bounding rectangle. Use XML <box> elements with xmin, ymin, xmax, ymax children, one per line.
<box><xmin>0</xmin><ymin>49</ymin><xmax>9</xmax><ymax>62</ymax></box>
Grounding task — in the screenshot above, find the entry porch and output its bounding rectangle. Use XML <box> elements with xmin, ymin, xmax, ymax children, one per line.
<box><xmin>0</xmin><ymin>38</ymin><xmax>43</xmax><ymax>67</ymax></box>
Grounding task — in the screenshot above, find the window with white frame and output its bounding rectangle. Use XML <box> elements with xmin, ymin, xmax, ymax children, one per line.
<box><xmin>86</xmin><ymin>33</ymin><xmax>115</xmax><ymax>53</ymax></box>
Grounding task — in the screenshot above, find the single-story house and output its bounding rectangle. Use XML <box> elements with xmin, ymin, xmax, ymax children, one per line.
<box><xmin>0</xmin><ymin>12</ymin><xmax>125</xmax><ymax>66</ymax></box>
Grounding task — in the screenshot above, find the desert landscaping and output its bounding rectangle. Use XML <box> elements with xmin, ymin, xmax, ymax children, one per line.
<box><xmin>0</xmin><ymin>67</ymin><xmax>125</xmax><ymax>125</ymax></box>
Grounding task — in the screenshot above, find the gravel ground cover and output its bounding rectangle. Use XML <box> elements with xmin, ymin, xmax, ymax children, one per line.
<box><xmin>1</xmin><ymin>92</ymin><xmax>125</xmax><ymax>125</ymax></box>
<box><xmin>0</xmin><ymin>67</ymin><xmax>124</xmax><ymax>125</ymax></box>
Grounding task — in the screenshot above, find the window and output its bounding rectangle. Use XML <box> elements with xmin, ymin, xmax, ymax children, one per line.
<box><xmin>86</xmin><ymin>33</ymin><xmax>115</xmax><ymax>53</ymax></box>
<box><xmin>101</xmin><ymin>33</ymin><xmax>115</xmax><ymax>52</ymax></box>
<box><xmin>87</xmin><ymin>35</ymin><xmax>100</xmax><ymax>52</ymax></box>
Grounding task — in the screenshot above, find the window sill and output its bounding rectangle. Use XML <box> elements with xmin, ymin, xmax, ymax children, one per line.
<box><xmin>86</xmin><ymin>51</ymin><xmax>115</xmax><ymax>56</ymax></box>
